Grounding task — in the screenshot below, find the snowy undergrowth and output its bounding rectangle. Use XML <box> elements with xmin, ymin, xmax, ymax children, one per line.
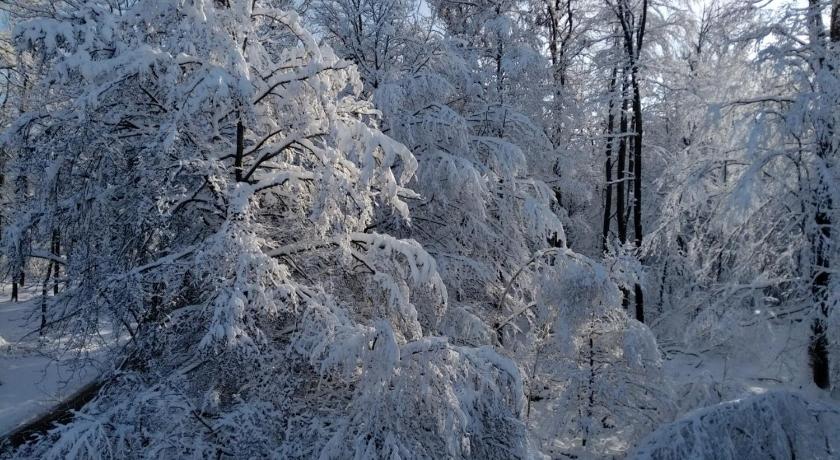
<box><xmin>630</xmin><ymin>390</ymin><xmax>840</xmax><ymax>459</ymax></box>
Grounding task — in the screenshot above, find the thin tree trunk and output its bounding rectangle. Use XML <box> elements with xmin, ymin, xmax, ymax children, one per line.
<box><xmin>616</xmin><ymin>69</ymin><xmax>629</xmax><ymax>245</ymax></box>
<box><xmin>52</xmin><ymin>230</ymin><xmax>60</xmax><ymax>295</ymax></box>
<box><xmin>658</xmin><ymin>258</ymin><xmax>668</xmax><ymax>311</ymax></box>
<box><xmin>40</xmin><ymin>263</ymin><xmax>53</xmax><ymax>335</ymax></box>
<box><xmin>616</xmin><ymin>69</ymin><xmax>631</xmax><ymax>310</ymax></box>
<box><xmin>631</xmin><ymin>69</ymin><xmax>643</xmax><ymax>249</ymax></box>
<box><xmin>630</xmin><ymin>58</ymin><xmax>645</xmax><ymax>323</ymax></box>
<box><xmin>234</xmin><ymin>117</ymin><xmax>245</xmax><ymax>182</ymax></box>
<box><xmin>602</xmin><ymin>65</ymin><xmax>619</xmax><ymax>252</ymax></box>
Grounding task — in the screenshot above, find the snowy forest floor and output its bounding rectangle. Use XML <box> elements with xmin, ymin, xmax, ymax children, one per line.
<box><xmin>657</xmin><ymin>315</ymin><xmax>840</xmax><ymax>414</ymax></box>
<box><xmin>0</xmin><ymin>285</ymin><xmax>108</xmax><ymax>437</ymax></box>
<box><xmin>2</xmin><ymin>280</ymin><xmax>839</xmax><ymax>454</ymax></box>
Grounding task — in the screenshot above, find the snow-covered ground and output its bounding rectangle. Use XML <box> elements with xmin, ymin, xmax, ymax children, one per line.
<box><xmin>658</xmin><ymin>314</ymin><xmax>840</xmax><ymax>411</ymax></box>
<box><xmin>0</xmin><ymin>285</ymin><xmax>103</xmax><ymax>437</ymax></box>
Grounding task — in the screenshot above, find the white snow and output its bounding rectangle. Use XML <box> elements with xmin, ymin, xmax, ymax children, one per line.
<box><xmin>0</xmin><ymin>285</ymin><xmax>102</xmax><ymax>437</ymax></box>
<box><xmin>630</xmin><ymin>390</ymin><xmax>840</xmax><ymax>459</ymax></box>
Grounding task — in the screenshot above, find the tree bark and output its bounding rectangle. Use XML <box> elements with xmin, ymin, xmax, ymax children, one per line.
<box><xmin>52</xmin><ymin>230</ymin><xmax>60</xmax><ymax>295</ymax></box>
<box><xmin>616</xmin><ymin>68</ymin><xmax>629</xmax><ymax>245</ymax></box>
<box><xmin>603</xmin><ymin>65</ymin><xmax>619</xmax><ymax>252</ymax></box>
<box><xmin>234</xmin><ymin>117</ymin><xmax>245</xmax><ymax>182</ymax></box>
<box><xmin>631</xmin><ymin>70</ymin><xmax>643</xmax><ymax>250</ymax></box>
<box><xmin>630</xmin><ymin>54</ymin><xmax>645</xmax><ymax>323</ymax></box>
<box><xmin>807</xmin><ymin>0</ymin><xmax>836</xmax><ymax>390</ymax></box>
<box><xmin>614</xmin><ymin>0</ymin><xmax>647</xmax><ymax>321</ymax></box>
<box><xmin>40</xmin><ymin>261</ymin><xmax>53</xmax><ymax>335</ymax></box>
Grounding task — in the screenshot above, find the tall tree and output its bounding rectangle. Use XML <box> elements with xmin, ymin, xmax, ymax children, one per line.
<box><xmin>4</xmin><ymin>1</ymin><xmax>529</xmax><ymax>457</ymax></box>
<box><xmin>646</xmin><ymin>0</ymin><xmax>840</xmax><ymax>392</ymax></box>
<box><xmin>607</xmin><ymin>0</ymin><xmax>648</xmax><ymax>322</ymax></box>
<box><xmin>806</xmin><ymin>0</ymin><xmax>839</xmax><ymax>390</ymax></box>
<box><xmin>602</xmin><ymin>63</ymin><xmax>618</xmax><ymax>252</ymax></box>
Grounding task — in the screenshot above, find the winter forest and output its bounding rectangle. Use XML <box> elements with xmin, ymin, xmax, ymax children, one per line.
<box><xmin>0</xmin><ymin>0</ymin><xmax>839</xmax><ymax>458</ymax></box>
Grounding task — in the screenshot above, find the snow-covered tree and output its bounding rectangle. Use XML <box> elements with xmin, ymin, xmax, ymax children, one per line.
<box><xmin>313</xmin><ymin>0</ymin><xmax>566</xmax><ymax>345</ymax></box>
<box><xmin>645</xmin><ymin>0</ymin><xmax>840</xmax><ymax>393</ymax></box>
<box><xmin>2</xmin><ymin>1</ymin><xmax>530</xmax><ymax>457</ymax></box>
<box><xmin>2</xmin><ymin>0</ymin><xmax>839</xmax><ymax>458</ymax></box>
<box><xmin>507</xmin><ymin>249</ymin><xmax>673</xmax><ymax>457</ymax></box>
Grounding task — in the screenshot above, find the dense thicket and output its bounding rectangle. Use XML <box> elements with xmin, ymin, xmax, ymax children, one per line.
<box><xmin>0</xmin><ymin>0</ymin><xmax>838</xmax><ymax>458</ymax></box>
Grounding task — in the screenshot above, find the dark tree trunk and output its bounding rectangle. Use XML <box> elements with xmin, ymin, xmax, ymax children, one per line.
<box><xmin>52</xmin><ymin>230</ymin><xmax>60</xmax><ymax>295</ymax></box>
<box><xmin>14</xmin><ymin>172</ymin><xmax>27</xmax><ymax>292</ymax></box>
<box><xmin>807</xmin><ymin>0</ymin><xmax>837</xmax><ymax>390</ymax></box>
<box><xmin>40</xmin><ymin>263</ymin><xmax>53</xmax><ymax>335</ymax></box>
<box><xmin>616</xmin><ymin>69</ymin><xmax>629</xmax><ymax>245</ymax></box>
<box><xmin>545</xmin><ymin>0</ymin><xmax>573</xmax><ymax>144</ymax></box>
<box><xmin>810</xmin><ymin>195</ymin><xmax>831</xmax><ymax>389</ymax></box>
<box><xmin>630</xmin><ymin>58</ymin><xmax>645</xmax><ymax>323</ymax></box>
<box><xmin>634</xmin><ymin>283</ymin><xmax>645</xmax><ymax>323</ymax></box>
<box><xmin>603</xmin><ymin>65</ymin><xmax>619</xmax><ymax>252</ymax></box>
<box><xmin>614</xmin><ymin>0</ymin><xmax>648</xmax><ymax>321</ymax></box>
<box><xmin>616</xmin><ymin>68</ymin><xmax>630</xmax><ymax>310</ymax></box>
<box><xmin>631</xmin><ymin>70</ymin><xmax>643</xmax><ymax>249</ymax></box>
<box><xmin>234</xmin><ymin>118</ymin><xmax>245</xmax><ymax>182</ymax></box>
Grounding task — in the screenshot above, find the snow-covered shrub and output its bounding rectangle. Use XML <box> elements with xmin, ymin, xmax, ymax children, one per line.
<box><xmin>630</xmin><ymin>391</ymin><xmax>840</xmax><ymax>460</ymax></box>
<box><xmin>517</xmin><ymin>251</ymin><xmax>674</xmax><ymax>457</ymax></box>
